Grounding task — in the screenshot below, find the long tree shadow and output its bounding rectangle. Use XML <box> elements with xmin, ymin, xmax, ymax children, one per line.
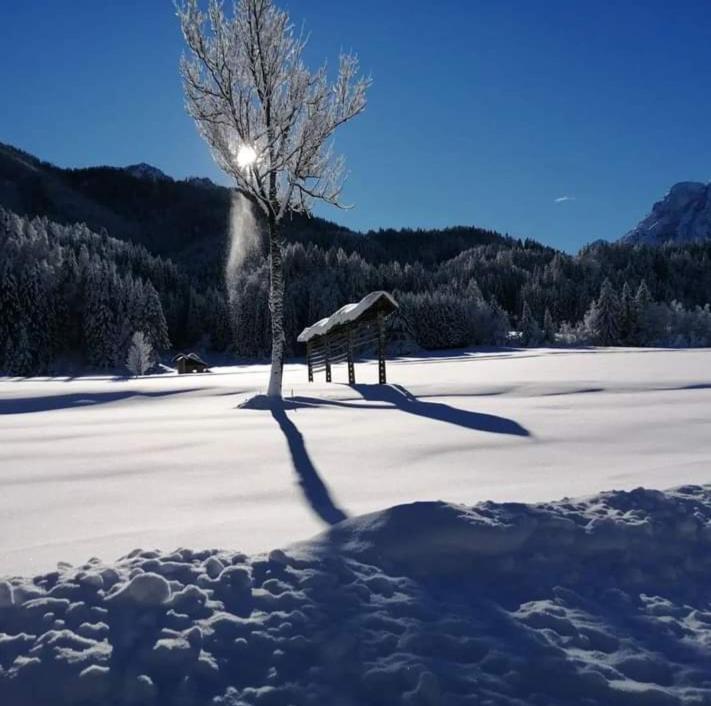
<box><xmin>291</xmin><ymin>384</ymin><xmax>531</xmax><ymax>437</ymax></box>
<box><xmin>360</xmin><ymin>384</ymin><xmax>530</xmax><ymax>436</ymax></box>
<box><xmin>270</xmin><ymin>404</ymin><xmax>348</xmax><ymax>525</ymax></box>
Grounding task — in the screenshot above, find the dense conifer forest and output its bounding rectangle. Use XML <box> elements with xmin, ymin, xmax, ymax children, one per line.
<box><xmin>2</xmin><ymin>142</ymin><xmax>711</xmax><ymax>375</ymax></box>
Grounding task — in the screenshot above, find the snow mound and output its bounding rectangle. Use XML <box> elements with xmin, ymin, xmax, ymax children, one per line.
<box><xmin>3</xmin><ymin>485</ymin><xmax>711</xmax><ymax>705</ymax></box>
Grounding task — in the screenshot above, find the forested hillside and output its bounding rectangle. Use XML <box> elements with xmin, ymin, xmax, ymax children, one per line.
<box><xmin>0</xmin><ymin>141</ymin><xmax>507</xmax><ymax>281</ymax></box>
<box><xmin>0</xmin><ymin>207</ymin><xmax>230</xmax><ymax>375</ymax></box>
<box><xmin>3</xmin><ymin>143</ymin><xmax>711</xmax><ymax>376</ymax></box>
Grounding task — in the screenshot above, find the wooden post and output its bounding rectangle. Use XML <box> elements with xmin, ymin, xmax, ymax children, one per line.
<box><xmin>325</xmin><ymin>335</ymin><xmax>332</xmax><ymax>383</ymax></box>
<box><xmin>307</xmin><ymin>341</ymin><xmax>313</xmax><ymax>382</ymax></box>
<box><xmin>377</xmin><ymin>312</ymin><xmax>387</xmax><ymax>385</ymax></box>
<box><xmin>347</xmin><ymin>330</ymin><xmax>355</xmax><ymax>385</ymax></box>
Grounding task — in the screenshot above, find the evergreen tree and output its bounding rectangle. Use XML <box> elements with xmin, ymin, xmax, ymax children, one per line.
<box><xmin>83</xmin><ymin>266</ymin><xmax>116</xmax><ymax>367</ymax></box>
<box><xmin>142</xmin><ymin>281</ymin><xmax>171</xmax><ymax>355</ymax></box>
<box><xmin>520</xmin><ymin>301</ymin><xmax>542</xmax><ymax>347</ymax></box>
<box><xmin>619</xmin><ymin>281</ymin><xmax>636</xmax><ymax>345</ymax></box>
<box><xmin>633</xmin><ymin>279</ymin><xmax>653</xmax><ymax>345</ymax></box>
<box><xmin>586</xmin><ymin>278</ymin><xmax>621</xmax><ymax>345</ymax></box>
<box><xmin>543</xmin><ymin>308</ymin><xmax>556</xmax><ymax>344</ymax></box>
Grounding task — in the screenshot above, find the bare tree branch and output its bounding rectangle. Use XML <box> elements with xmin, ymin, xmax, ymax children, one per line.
<box><xmin>177</xmin><ymin>0</ymin><xmax>369</xmax><ymax>398</ymax></box>
<box><xmin>177</xmin><ymin>0</ymin><xmax>370</xmax><ymax>222</ymax></box>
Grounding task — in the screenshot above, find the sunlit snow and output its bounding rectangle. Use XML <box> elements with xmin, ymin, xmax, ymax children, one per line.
<box><xmin>2</xmin><ymin>347</ymin><xmax>711</xmax><ymax>577</ymax></box>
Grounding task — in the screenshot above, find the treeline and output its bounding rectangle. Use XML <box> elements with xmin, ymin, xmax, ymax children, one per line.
<box><xmin>0</xmin><ymin>208</ymin><xmax>230</xmax><ymax>375</ymax></box>
<box><xmin>4</xmin><ymin>203</ymin><xmax>711</xmax><ymax>376</ymax></box>
<box><xmin>230</xmin><ymin>235</ymin><xmax>711</xmax><ymax>355</ymax></box>
<box><xmin>555</xmin><ymin>279</ymin><xmax>711</xmax><ymax>348</ymax></box>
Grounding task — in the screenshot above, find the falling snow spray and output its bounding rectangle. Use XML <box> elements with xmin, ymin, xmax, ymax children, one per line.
<box><xmin>225</xmin><ymin>191</ymin><xmax>260</xmax><ymax>304</ymax></box>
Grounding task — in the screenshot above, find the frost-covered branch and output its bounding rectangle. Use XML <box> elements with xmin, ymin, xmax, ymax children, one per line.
<box><xmin>177</xmin><ymin>0</ymin><xmax>370</xmax><ymax>222</ymax></box>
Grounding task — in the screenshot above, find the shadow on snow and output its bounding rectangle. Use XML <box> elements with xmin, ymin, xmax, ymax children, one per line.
<box><xmin>0</xmin><ymin>388</ymin><xmax>202</xmax><ymax>415</ymax></box>
<box><xmin>257</xmin><ymin>383</ymin><xmax>531</xmax><ymax>528</ymax></box>
<box><xmin>288</xmin><ymin>383</ymin><xmax>532</xmax><ymax>437</ymax></box>
<box><xmin>269</xmin><ymin>403</ymin><xmax>348</xmax><ymax>526</ymax></box>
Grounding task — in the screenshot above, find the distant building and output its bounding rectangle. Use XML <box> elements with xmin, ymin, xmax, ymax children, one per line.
<box><xmin>174</xmin><ymin>353</ymin><xmax>210</xmax><ymax>374</ymax></box>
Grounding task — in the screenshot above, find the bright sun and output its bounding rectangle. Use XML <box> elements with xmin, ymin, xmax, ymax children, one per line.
<box><xmin>236</xmin><ymin>144</ymin><xmax>257</xmax><ymax>169</ymax></box>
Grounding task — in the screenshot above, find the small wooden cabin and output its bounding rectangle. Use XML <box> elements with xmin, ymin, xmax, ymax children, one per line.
<box><xmin>174</xmin><ymin>353</ymin><xmax>210</xmax><ymax>374</ymax></box>
<box><xmin>297</xmin><ymin>291</ymin><xmax>398</xmax><ymax>385</ymax></box>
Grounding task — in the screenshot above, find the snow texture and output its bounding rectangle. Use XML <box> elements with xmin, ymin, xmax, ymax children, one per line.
<box><xmin>297</xmin><ymin>290</ymin><xmax>398</xmax><ymax>342</ymax></box>
<box><xmin>3</xmin><ymin>485</ymin><xmax>711</xmax><ymax>704</ymax></box>
<box><xmin>3</xmin><ymin>348</ymin><xmax>711</xmax><ymax>577</ymax></box>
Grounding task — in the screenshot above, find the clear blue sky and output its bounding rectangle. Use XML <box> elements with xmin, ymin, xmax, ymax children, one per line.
<box><xmin>1</xmin><ymin>0</ymin><xmax>710</xmax><ymax>252</ymax></box>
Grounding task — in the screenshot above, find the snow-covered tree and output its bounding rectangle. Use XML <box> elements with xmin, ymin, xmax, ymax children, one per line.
<box><xmin>519</xmin><ymin>301</ymin><xmax>542</xmax><ymax>346</ymax></box>
<box><xmin>83</xmin><ymin>266</ymin><xmax>116</xmax><ymax>367</ymax></box>
<box><xmin>126</xmin><ymin>331</ymin><xmax>153</xmax><ymax>377</ymax></box>
<box><xmin>633</xmin><ymin>279</ymin><xmax>653</xmax><ymax>344</ymax></box>
<box><xmin>178</xmin><ymin>0</ymin><xmax>370</xmax><ymax>398</ymax></box>
<box><xmin>142</xmin><ymin>281</ymin><xmax>171</xmax><ymax>354</ymax></box>
<box><xmin>543</xmin><ymin>307</ymin><xmax>556</xmax><ymax>344</ymax></box>
<box><xmin>619</xmin><ymin>281</ymin><xmax>635</xmax><ymax>345</ymax></box>
<box><xmin>585</xmin><ymin>278</ymin><xmax>621</xmax><ymax>345</ymax></box>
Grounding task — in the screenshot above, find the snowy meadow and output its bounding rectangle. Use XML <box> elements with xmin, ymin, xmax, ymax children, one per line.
<box><xmin>3</xmin><ymin>348</ymin><xmax>711</xmax><ymax>704</ymax></box>
<box><xmin>3</xmin><ymin>0</ymin><xmax>711</xmax><ymax>700</ymax></box>
<box><xmin>2</xmin><ymin>347</ymin><xmax>711</xmax><ymax>577</ymax></box>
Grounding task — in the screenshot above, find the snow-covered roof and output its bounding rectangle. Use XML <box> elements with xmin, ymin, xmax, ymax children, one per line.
<box><xmin>174</xmin><ymin>352</ymin><xmax>209</xmax><ymax>366</ymax></box>
<box><xmin>297</xmin><ymin>291</ymin><xmax>398</xmax><ymax>343</ymax></box>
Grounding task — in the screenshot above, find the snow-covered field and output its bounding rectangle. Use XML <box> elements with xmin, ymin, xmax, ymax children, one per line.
<box><xmin>3</xmin><ymin>347</ymin><xmax>711</xmax><ymax>705</ymax></box>
<box><xmin>2</xmin><ymin>347</ymin><xmax>711</xmax><ymax>577</ymax></box>
<box><xmin>4</xmin><ymin>484</ymin><xmax>711</xmax><ymax>705</ymax></box>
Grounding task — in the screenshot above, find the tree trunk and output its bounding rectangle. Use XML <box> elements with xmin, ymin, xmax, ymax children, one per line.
<box><xmin>266</xmin><ymin>218</ymin><xmax>285</xmax><ymax>398</ymax></box>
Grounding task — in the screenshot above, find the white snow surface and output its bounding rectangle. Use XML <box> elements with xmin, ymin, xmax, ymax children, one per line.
<box><xmin>3</xmin><ymin>347</ymin><xmax>711</xmax><ymax>704</ymax></box>
<box><xmin>296</xmin><ymin>290</ymin><xmax>397</xmax><ymax>342</ymax></box>
<box><xmin>2</xmin><ymin>347</ymin><xmax>711</xmax><ymax>577</ymax></box>
<box><xmin>3</xmin><ymin>485</ymin><xmax>711</xmax><ymax>704</ymax></box>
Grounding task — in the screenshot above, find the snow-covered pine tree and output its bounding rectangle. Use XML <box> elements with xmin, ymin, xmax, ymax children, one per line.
<box><xmin>543</xmin><ymin>308</ymin><xmax>557</xmax><ymax>344</ymax></box>
<box><xmin>17</xmin><ymin>266</ymin><xmax>45</xmax><ymax>372</ymax></box>
<box><xmin>178</xmin><ymin>0</ymin><xmax>370</xmax><ymax>398</ymax></box>
<box><xmin>83</xmin><ymin>265</ymin><xmax>116</xmax><ymax>367</ymax></box>
<box><xmin>520</xmin><ymin>301</ymin><xmax>542</xmax><ymax>346</ymax></box>
<box><xmin>142</xmin><ymin>281</ymin><xmax>171</xmax><ymax>355</ymax></box>
<box><xmin>126</xmin><ymin>331</ymin><xmax>153</xmax><ymax>377</ymax></box>
<box><xmin>205</xmin><ymin>287</ymin><xmax>233</xmax><ymax>351</ymax></box>
<box><xmin>619</xmin><ymin>281</ymin><xmax>636</xmax><ymax>345</ymax></box>
<box><xmin>633</xmin><ymin>279</ymin><xmax>653</xmax><ymax>345</ymax></box>
<box><xmin>184</xmin><ymin>286</ymin><xmax>204</xmax><ymax>346</ymax></box>
<box><xmin>587</xmin><ymin>278</ymin><xmax>621</xmax><ymax>345</ymax></box>
<box><xmin>486</xmin><ymin>297</ymin><xmax>510</xmax><ymax>346</ymax></box>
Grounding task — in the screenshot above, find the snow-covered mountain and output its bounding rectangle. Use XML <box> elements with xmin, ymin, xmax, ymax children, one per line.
<box><xmin>123</xmin><ymin>162</ymin><xmax>171</xmax><ymax>182</ymax></box>
<box><xmin>185</xmin><ymin>175</ymin><xmax>217</xmax><ymax>188</ymax></box>
<box><xmin>621</xmin><ymin>181</ymin><xmax>711</xmax><ymax>245</ymax></box>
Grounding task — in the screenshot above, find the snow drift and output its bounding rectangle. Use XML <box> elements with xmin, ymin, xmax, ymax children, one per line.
<box><xmin>3</xmin><ymin>484</ymin><xmax>711</xmax><ymax>705</ymax></box>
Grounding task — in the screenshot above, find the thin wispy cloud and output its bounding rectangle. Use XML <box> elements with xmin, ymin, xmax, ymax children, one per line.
<box><xmin>554</xmin><ymin>195</ymin><xmax>577</xmax><ymax>203</ymax></box>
